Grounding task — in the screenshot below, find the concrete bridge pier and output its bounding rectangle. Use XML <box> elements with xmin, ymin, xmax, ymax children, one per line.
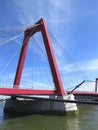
<box><xmin>4</xmin><ymin>94</ymin><xmax>78</xmax><ymax>115</ymax></box>
<box><xmin>49</xmin><ymin>94</ymin><xmax>78</xmax><ymax>113</ymax></box>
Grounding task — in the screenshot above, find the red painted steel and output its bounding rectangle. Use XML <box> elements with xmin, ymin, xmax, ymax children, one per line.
<box><xmin>14</xmin><ymin>37</ymin><xmax>29</xmax><ymax>87</ymax></box>
<box><xmin>0</xmin><ymin>88</ymin><xmax>98</xmax><ymax>96</ymax></box>
<box><xmin>66</xmin><ymin>91</ymin><xmax>98</xmax><ymax>96</ymax></box>
<box><xmin>13</xmin><ymin>18</ymin><xmax>65</xmax><ymax>96</ymax></box>
<box><xmin>39</xmin><ymin>19</ymin><xmax>65</xmax><ymax>96</ymax></box>
<box><xmin>0</xmin><ymin>88</ymin><xmax>55</xmax><ymax>95</ymax></box>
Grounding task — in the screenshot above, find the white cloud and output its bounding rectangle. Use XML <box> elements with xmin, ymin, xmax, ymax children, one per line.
<box><xmin>12</xmin><ymin>0</ymin><xmax>71</xmax><ymax>56</ymax></box>
<box><xmin>13</xmin><ymin>0</ymin><xmax>71</xmax><ymax>26</ymax></box>
<box><xmin>62</xmin><ymin>59</ymin><xmax>98</xmax><ymax>72</ymax></box>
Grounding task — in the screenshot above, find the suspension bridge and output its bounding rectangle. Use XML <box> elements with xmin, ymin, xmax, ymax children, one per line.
<box><xmin>0</xmin><ymin>18</ymin><xmax>98</xmax><ymax>114</ymax></box>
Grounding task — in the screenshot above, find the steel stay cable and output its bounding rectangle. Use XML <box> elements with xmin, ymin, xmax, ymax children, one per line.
<box><xmin>0</xmin><ymin>47</ymin><xmax>21</xmax><ymax>74</ymax></box>
<box><xmin>0</xmin><ymin>26</ymin><xmax>26</xmax><ymax>31</ymax></box>
<box><xmin>0</xmin><ymin>26</ymin><xmax>25</xmax><ymax>40</ymax></box>
<box><xmin>0</xmin><ymin>23</ymin><xmax>41</xmax><ymax>46</ymax></box>
<box><xmin>48</xmin><ymin>32</ymin><xmax>77</xmax><ymax>87</ymax></box>
<box><xmin>49</xmin><ymin>31</ymin><xmax>95</xmax><ymax>92</ymax></box>
<box><xmin>31</xmin><ymin>36</ymin><xmax>53</xmax><ymax>88</ymax></box>
<box><xmin>33</xmin><ymin>38</ymin><xmax>55</xmax><ymax>90</ymax></box>
<box><xmin>0</xmin><ymin>23</ymin><xmax>41</xmax><ymax>75</ymax></box>
<box><xmin>29</xmin><ymin>37</ymin><xmax>54</xmax><ymax>90</ymax></box>
<box><xmin>49</xmin><ymin>31</ymin><xmax>87</xmax><ymax>79</ymax></box>
<box><xmin>49</xmin><ymin>32</ymin><xmax>83</xmax><ymax>86</ymax></box>
<box><xmin>0</xmin><ymin>31</ymin><xmax>23</xmax><ymax>40</ymax></box>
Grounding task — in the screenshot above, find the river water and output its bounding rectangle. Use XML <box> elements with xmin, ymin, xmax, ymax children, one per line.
<box><xmin>0</xmin><ymin>102</ymin><xmax>98</xmax><ymax>130</ymax></box>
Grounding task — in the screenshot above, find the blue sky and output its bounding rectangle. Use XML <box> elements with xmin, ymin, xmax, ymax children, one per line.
<box><xmin>0</xmin><ymin>0</ymin><xmax>98</xmax><ymax>91</ymax></box>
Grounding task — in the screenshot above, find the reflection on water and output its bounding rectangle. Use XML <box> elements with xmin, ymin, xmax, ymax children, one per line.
<box><xmin>0</xmin><ymin>102</ymin><xmax>98</xmax><ymax>130</ymax></box>
<box><xmin>1</xmin><ymin>114</ymin><xmax>80</xmax><ymax>130</ymax></box>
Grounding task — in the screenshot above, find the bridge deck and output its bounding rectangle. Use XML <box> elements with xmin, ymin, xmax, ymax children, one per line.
<box><xmin>0</xmin><ymin>88</ymin><xmax>55</xmax><ymax>95</ymax></box>
<box><xmin>0</xmin><ymin>88</ymin><xmax>98</xmax><ymax>96</ymax></box>
<box><xmin>67</xmin><ymin>91</ymin><xmax>98</xmax><ymax>96</ymax></box>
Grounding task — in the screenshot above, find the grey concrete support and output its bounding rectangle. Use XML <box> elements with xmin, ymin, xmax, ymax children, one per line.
<box><xmin>4</xmin><ymin>94</ymin><xmax>78</xmax><ymax>115</ymax></box>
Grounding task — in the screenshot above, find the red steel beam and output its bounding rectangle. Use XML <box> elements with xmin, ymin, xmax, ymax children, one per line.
<box><xmin>0</xmin><ymin>88</ymin><xmax>55</xmax><ymax>95</ymax></box>
<box><xmin>66</xmin><ymin>91</ymin><xmax>98</xmax><ymax>96</ymax></box>
<box><xmin>13</xmin><ymin>36</ymin><xmax>29</xmax><ymax>87</ymax></box>
<box><xmin>39</xmin><ymin>19</ymin><xmax>65</xmax><ymax>96</ymax></box>
<box><xmin>1</xmin><ymin>88</ymin><xmax>98</xmax><ymax>96</ymax></box>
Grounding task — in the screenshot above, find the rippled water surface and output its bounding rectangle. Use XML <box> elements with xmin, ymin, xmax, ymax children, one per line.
<box><xmin>0</xmin><ymin>102</ymin><xmax>98</xmax><ymax>130</ymax></box>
